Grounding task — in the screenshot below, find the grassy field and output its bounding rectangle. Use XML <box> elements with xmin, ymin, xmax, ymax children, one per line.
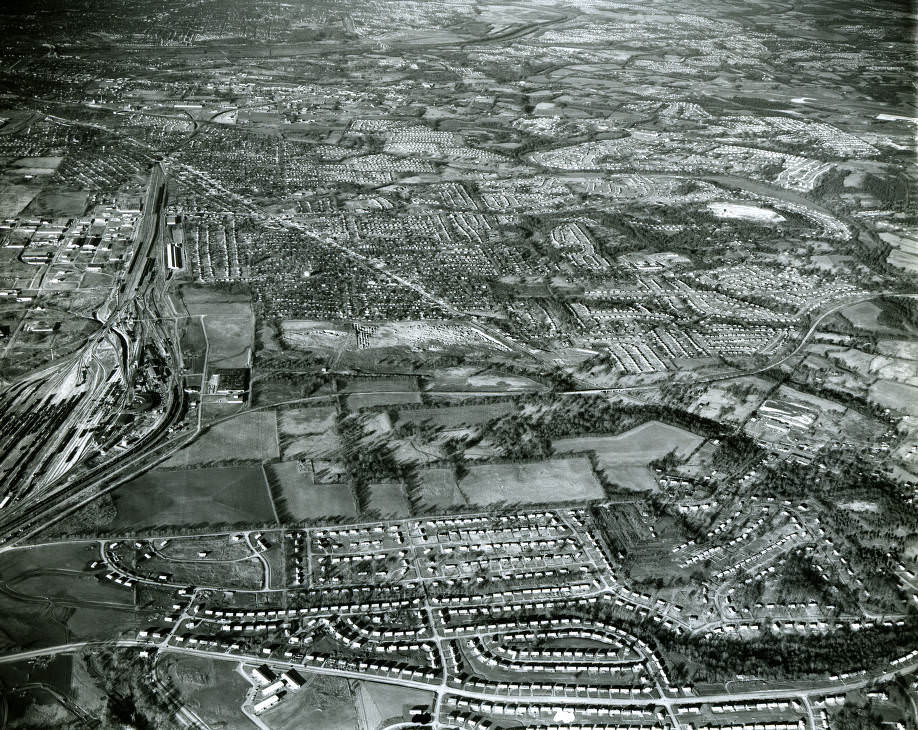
<box><xmin>0</xmin><ymin>542</ymin><xmax>99</xmax><ymax>575</ymax></box>
<box><xmin>264</xmin><ymin>674</ymin><xmax>357</xmax><ymax>730</ymax></box>
<box><xmin>201</xmin><ymin>303</ymin><xmax>254</xmax><ymax>369</ymax></box>
<box><xmin>553</xmin><ymin>421</ymin><xmax>702</xmax><ymax>493</ymax></box>
<box><xmin>346</xmin><ymin>391</ymin><xmax>422</xmax><ymax>410</ymax></box>
<box><xmin>110</xmin><ymin>466</ymin><xmax>277</xmax><ymax>529</ymax></box>
<box><xmin>397</xmin><ymin>402</ymin><xmax>514</xmax><ymax>428</ymax></box>
<box><xmin>134</xmin><ymin>553</ymin><xmax>263</xmax><ymax>590</ymax></box>
<box><xmin>268</xmin><ymin>460</ymin><xmax>358</xmax><ymax>519</ymax></box>
<box><xmin>458</xmin><ymin>456</ymin><xmax>603</xmax><ymax>505</ymax></box>
<box><xmin>177</xmin><ymin>285</ymin><xmax>254</xmax><ymax>369</ymax></box>
<box><xmin>162</xmin><ymin>410</ymin><xmax>279</xmax><ymax>467</ymax></box>
<box><xmin>164</xmin><ymin>654</ymin><xmax>252</xmax><ymax>729</ymax></box>
<box><xmin>415</xmin><ymin>467</ymin><xmax>466</xmax><ymax>509</ymax></box>
<box><xmin>279</xmin><ymin>406</ymin><xmax>341</xmax><ymax>460</ymax></box>
<box><xmin>22</xmin><ymin>188</ymin><xmax>88</xmax><ymax>217</ymax></box>
<box><xmin>870</xmin><ymin>379</ymin><xmax>918</xmax><ymax>416</ymax></box>
<box><xmin>353</xmin><ymin>680</ymin><xmax>435</xmax><ymax>729</ymax></box>
<box><xmin>366</xmin><ymin>482</ymin><xmax>413</xmax><ymax>518</ymax></box>
<box><xmin>279</xmin><ymin>406</ymin><xmax>337</xmax><ymax>436</ymax></box>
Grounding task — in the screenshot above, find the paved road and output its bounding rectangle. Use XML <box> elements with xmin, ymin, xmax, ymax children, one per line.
<box><xmin>1</xmin><ymin>640</ymin><xmax>916</xmax><ymax>712</ymax></box>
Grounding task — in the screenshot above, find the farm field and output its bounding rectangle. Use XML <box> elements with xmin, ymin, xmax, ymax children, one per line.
<box><xmin>415</xmin><ymin>466</ymin><xmax>466</xmax><ymax>509</ymax></box>
<box><xmin>392</xmin><ymin>438</ymin><xmax>447</xmax><ymax>466</ymax></box>
<box><xmin>365</xmin><ymin>482</ymin><xmax>413</xmax><ymax>518</ymax></box>
<box><xmin>176</xmin><ymin>285</ymin><xmax>255</xmax><ymax>369</ymax></box>
<box><xmin>267</xmin><ymin>460</ymin><xmax>358</xmax><ymax>519</ymax></box>
<box><xmin>397</xmin><ymin>402</ymin><xmax>514</xmax><ymax>428</ymax></box>
<box><xmin>346</xmin><ymin>390</ymin><xmax>422</xmax><ymax>410</ymax></box>
<box><xmin>278</xmin><ymin>406</ymin><xmax>337</xmax><ymax>436</ymax></box>
<box><xmin>109</xmin><ymin>466</ymin><xmax>277</xmax><ymax>529</ymax></box>
<box><xmin>279</xmin><ymin>406</ymin><xmax>341</xmax><ymax>460</ymax></box>
<box><xmin>870</xmin><ymin>379</ymin><xmax>918</xmax><ymax>416</ymax></box>
<box><xmin>344</xmin><ymin>375</ymin><xmax>422</xmax><ymax>410</ymax></box>
<box><xmin>162</xmin><ymin>410</ymin><xmax>279</xmax><ymax>467</ymax></box>
<box><xmin>458</xmin><ymin>456</ymin><xmax>603</xmax><ymax>505</ymax></box>
<box><xmin>553</xmin><ymin>420</ymin><xmax>703</xmax><ymax>478</ymax></box>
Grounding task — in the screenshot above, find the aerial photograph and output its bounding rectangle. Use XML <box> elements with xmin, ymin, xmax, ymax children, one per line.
<box><xmin>0</xmin><ymin>0</ymin><xmax>915</xmax><ymax>727</ymax></box>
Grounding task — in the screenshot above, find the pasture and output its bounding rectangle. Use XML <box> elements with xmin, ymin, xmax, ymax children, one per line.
<box><xmin>553</xmin><ymin>420</ymin><xmax>703</xmax><ymax>492</ymax></box>
<box><xmin>415</xmin><ymin>467</ymin><xmax>466</xmax><ymax>509</ymax></box>
<box><xmin>162</xmin><ymin>410</ymin><xmax>279</xmax><ymax>467</ymax></box>
<box><xmin>366</xmin><ymin>482</ymin><xmax>413</xmax><ymax>518</ymax></box>
<box><xmin>268</xmin><ymin>460</ymin><xmax>358</xmax><ymax>519</ymax></box>
<box><xmin>458</xmin><ymin>456</ymin><xmax>603</xmax><ymax>505</ymax></box>
<box><xmin>110</xmin><ymin>466</ymin><xmax>277</xmax><ymax>529</ymax></box>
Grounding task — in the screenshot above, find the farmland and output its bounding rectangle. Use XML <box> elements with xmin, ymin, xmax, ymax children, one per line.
<box><xmin>162</xmin><ymin>410</ymin><xmax>279</xmax><ymax>467</ymax></box>
<box><xmin>364</xmin><ymin>481</ymin><xmax>413</xmax><ymax>518</ymax></box>
<box><xmin>109</xmin><ymin>466</ymin><xmax>277</xmax><ymax>529</ymax></box>
<box><xmin>415</xmin><ymin>466</ymin><xmax>466</xmax><ymax>509</ymax></box>
<box><xmin>555</xmin><ymin>421</ymin><xmax>702</xmax><ymax>463</ymax></box>
<box><xmin>267</xmin><ymin>460</ymin><xmax>358</xmax><ymax>520</ymax></box>
<box><xmin>458</xmin><ymin>456</ymin><xmax>604</xmax><ymax>506</ymax></box>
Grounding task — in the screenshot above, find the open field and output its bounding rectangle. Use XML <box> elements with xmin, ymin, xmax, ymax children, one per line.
<box><xmin>268</xmin><ymin>460</ymin><xmax>358</xmax><ymax>519</ymax></box>
<box><xmin>0</xmin><ymin>180</ymin><xmax>39</xmax><ymax>217</ymax></box>
<box><xmin>357</xmin><ymin>321</ymin><xmax>511</xmax><ymax>352</ymax></box>
<box><xmin>365</xmin><ymin>482</ymin><xmax>413</xmax><ymax>518</ymax></box>
<box><xmin>279</xmin><ymin>406</ymin><xmax>337</xmax><ymax>436</ymax></box>
<box><xmin>9</xmin><ymin>571</ymin><xmax>132</xmax><ymax>606</ymax></box>
<box><xmin>110</xmin><ymin>466</ymin><xmax>277</xmax><ymax>529</ymax></box>
<box><xmin>870</xmin><ymin>379</ymin><xmax>918</xmax><ymax>416</ymax></box>
<box><xmin>162</xmin><ymin>410</ymin><xmax>279</xmax><ymax>466</ymax></box>
<box><xmin>264</xmin><ymin>674</ymin><xmax>357</xmax><ymax>730</ymax></box>
<box><xmin>354</xmin><ymin>679</ymin><xmax>435</xmax><ymax>729</ymax></box>
<box><xmin>458</xmin><ymin>456</ymin><xmax>603</xmax><ymax>505</ymax></box>
<box><xmin>21</xmin><ymin>188</ymin><xmax>88</xmax><ymax>217</ymax></box>
<box><xmin>344</xmin><ymin>376</ymin><xmax>422</xmax><ymax>410</ymax></box>
<box><xmin>689</xmin><ymin>377</ymin><xmax>771</xmax><ymax>424</ymax></box>
<box><xmin>201</xmin><ymin>303</ymin><xmax>254</xmax><ymax>368</ymax></box>
<box><xmin>554</xmin><ymin>420</ymin><xmax>703</xmax><ymax>479</ymax></box>
<box><xmin>164</xmin><ymin>654</ymin><xmax>252</xmax><ymax>729</ymax></box>
<box><xmin>346</xmin><ymin>390</ymin><xmax>422</xmax><ymax>410</ymax></box>
<box><xmin>0</xmin><ymin>542</ymin><xmax>99</xmax><ymax>575</ymax></box>
<box><xmin>398</xmin><ymin>402</ymin><xmax>514</xmax><ymax>428</ymax></box>
<box><xmin>707</xmin><ymin>201</ymin><xmax>784</xmax><ymax>223</ymax></box>
<box><xmin>178</xmin><ymin>285</ymin><xmax>255</xmax><ymax>369</ymax></box>
<box><xmin>415</xmin><ymin>466</ymin><xmax>466</xmax><ymax>509</ymax></box>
